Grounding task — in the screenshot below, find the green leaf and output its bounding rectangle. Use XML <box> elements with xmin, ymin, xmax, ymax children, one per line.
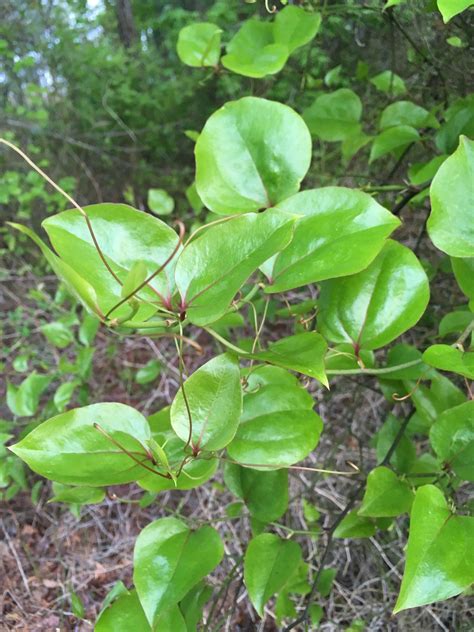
<box><xmin>376</xmin><ymin>414</ymin><xmax>416</xmax><ymax>473</ymax></box>
<box><xmin>133</xmin><ymin>517</ymin><xmax>223</xmax><ymax>626</ymax></box>
<box><xmin>7</xmin><ymin>372</ymin><xmax>52</xmax><ymax>417</ymax></box>
<box><xmin>135</xmin><ymin>359</ymin><xmax>161</xmax><ymax>385</ymax></box>
<box><xmin>370</xmin><ymin>70</ymin><xmax>406</xmax><ymax>96</ymax></box>
<box><xmin>273</xmin><ymin>6</ymin><xmax>321</xmax><ymax>54</ymax></box>
<box><xmin>333</xmin><ymin>511</ymin><xmax>377</xmax><ymax>539</ymax></box>
<box><xmin>147</xmin><ymin>188</ymin><xmax>175</xmax><ymax>216</ymax></box>
<box><xmin>265</xmin><ymin>187</ymin><xmax>400</xmax><ymax>291</ymax></box>
<box><xmin>358</xmin><ymin>467</ymin><xmax>414</xmax><ymax>517</ymax></box>
<box><xmin>41</xmin><ymin>321</ymin><xmax>74</xmax><ymax>348</ymax></box>
<box><xmin>318</xmin><ymin>240</ymin><xmax>429</xmax><ymax>350</ymax></box>
<box><xmin>185</xmin><ymin>182</ymin><xmax>203</xmax><ymax>214</ymax></box>
<box><xmin>53</xmin><ymin>380</ymin><xmax>78</xmax><ymax>412</ymax></box>
<box><xmin>227</xmin><ymin>367</ymin><xmax>322</xmax><ymax>468</ymax></box>
<box><xmin>394</xmin><ymin>485</ymin><xmax>474</xmax><ymax>612</ymax></box>
<box><xmin>430</xmin><ymin>401</ymin><xmax>474</xmax><ymax>481</ymax></box>
<box><xmin>175</xmin><ymin>208</ymin><xmax>295</xmax><ymax>325</ymax></box>
<box><xmin>12</xmin><ymin>354</ymin><xmax>29</xmax><ymax>372</ymax></box>
<box><xmin>369</xmin><ymin>125</ymin><xmax>419</xmax><ymax>163</ymax></box>
<box><xmin>180</xmin><ymin>582</ymin><xmax>213</xmax><ymax>632</ymax></box>
<box><xmin>428</xmin><ymin>136</ymin><xmax>474</xmax><ymax>257</ymax></box>
<box><xmin>408</xmin><ymin>155</ymin><xmax>447</xmax><ymax>186</ymax></box>
<box><xmin>221</xmin><ymin>20</ymin><xmax>288</xmax><ymax>78</ymax></box>
<box><xmin>437</xmin><ymin>0</ymin><xmax>473</xmax><ymax>23</ymax></box>
<box><xmin>303</xmin><ymin>89</ymin><xmax>362</xmax><ymax>142</ymax></box>
<box><xmin>79</xmin><ymin>312</ymin><xmax>100</xmax><ymax>346</ymax></box>
<box><xmin>42</xmin><ymin>203</ymin><xmax>180</xmax><ymax>319</ymax></box>
<box><xmin>423</xmin><ymin>344</ymin><xmax>474</xmax><ymax>380</ymax></box>
<box><xmin>121</xmin><ymin>261</ymin><xmax>148</xmax><ymax>299</ymax></box>
<box><xmin>379</xmin><ymin>101</ymin><xmax>438</xmax><ymax>130</ymax></box>
<box><xmin>8</xmin><ymin>223</ymin><xmax>101</xmax><ymax>317</ymax></box>
<box><xmin>439</xmin><ymin>310</ymin><xmax>473</xmax><ymax>337</ymax></box>
<box><xmin>452</xmin><ymin>257</ymin><xmax>474</xmax><ymax>299</ymax></box>
<box><xmin>177</xmin><ymin>22</ymin><xmax>222</xmax><ymax>67</ymax></box>
<box><xmin>251</xmin><ymin>332</ymin><xmax>328</xmax><ymax>387</ymax></box>
<box><xmin>224</xmin><ymin>462</ymin><xmax>288</xmax><ymax>522</ymax></box>
<box><xmin>195</xmin><ymin>97</ymin><xmax>311</xmax><ymax>214</ymax></box>
<box><xmin>95</xmin><ymin>589</ymin><xmax>151</xmax><ymax>631</ymax></box>
<box><xmin>50</xmin><ymin>483</ymin><xmax>105</xmax><ymax>504</ymax></box>
<box><xmin>170</xmin><ymin>354</ymin><xmax>242</xmax><ymax>452</ymax></box>
<box><xmin>10</xmin><ymin>403</ymin><xmax>152</xmax><ymax>485</ymax></box>
<box><xmin>244</xmin><ymin>533</ymin><xmax>302</xmax><ymax>616</ymax></box>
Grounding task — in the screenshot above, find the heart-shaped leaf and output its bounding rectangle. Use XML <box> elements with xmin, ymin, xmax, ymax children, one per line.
<box><xmin>170</xmin><ymin>354</ymin><xmax>242</xmax><ymax>452</ymax></box>
<box><xmin>318</xmin><ymin>240</ymin><xmax>429</xmax><ymax>350</ymax></box>
<box><xmin>244</xmin><ymin>534</ymin><xmax>302</xmax><ymax>616</ymax></box>
<box><xmin>195</xmin><ymin>97</ymin><xmax>311</xmax><ymax>214</ymax></box>
<box><xmin>394</xmin><ymin>485</ymin><xmax>474</xmax><ymax>612</ymax></box>
<box><xmin>133</xmin><ymin>517</ymin><xmax>223</xmax><ymax>626</ymax></box>
<box><xmin>430</xmin><ymin>401</ymin><xmax>474</xmax><ymax>481</ymax></box>
<box><xmin>273</xmin><ymin>6</ymin><xmax>321</xmax><ymax>54</ymax></box>
<box><xmin>177</xmin><ymin>22</ymin><xmax>222</xmax><ymax>68</ymax></box>
<box><xmin>10</xmin><ymin>403</ymin><xmax>152</xmax><ymax>485</ymax></box>
<box><xmin>423</xmin><ymin>344</ymin><xmax>474</xmax><ymax>380</ymax></box>
<box><xmin>428</xmin><ymin>136</ymin><xmax>474</xmax><ymax>257</ymax></box>
<box><xmin>264</xmin><ymin>187</ymin><xmax>400</xmax><ymax>291</ymax></box>
<box><xmin>358</xmin><ymin>467</ymin><xmax>414</xmax><ymax>517</ymax></box>
<box><xmin>303</xmin><ymin>89</ymin><xmax>362</xmax><ymax>142</ymax></box>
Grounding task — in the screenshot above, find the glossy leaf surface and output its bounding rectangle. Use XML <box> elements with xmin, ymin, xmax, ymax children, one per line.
<box><xmin>423</xmin><ymin>344</ymin><xmax>474</xmax><ymax>380</ymax></box>
<box><xmin>318</xmin><ymin>240</ymin><xmax>429</xmax><ymax>350</ymax></box>
<box><xmin>177</xmin><ymin>22</ymin><xmax>221</xmax><ymax>67</ymax></box>
<box><xmin>394</xmin><ymin>485</ymin><xmax>474</xmax><ymax>612</ymax></box>
<box><xmin>170</xmin><ymin>354</ymin><xmax>242</xmax><ymax>451</ymax></box>
<box><xmin>175</xmin><ymin>209</ymin><xmax>295</xmax><ymax>325</ymax></box>
<box><xmin>133</xmin><ymin>517</ymin><xmax>223</xmax><ymax>626</ymax></box>
<box><xmin>195</xmin><ymin>97</ymin><xmax>311</xmax><ymax>214</ymax></box>
<box><xmin>244</xmin><ymin>534</ymin><xmax>302</xmax><ymax>616</ymax></box>
<box><xmin>430</xmin><ymin>401</ymin><xmax>474</xmax><ymax>481</ymax></box>
<box><xmin>266</xmin><ymin>187</ymin><xmax>400</xmax><ymax>291</ymax></box>
<box><xmin>358</xmin><ymin>467</ymin><xmax>414</xmax><ymax>517</ymax></box>
<box><xmin>10</xmin><ymin>403</ymin><xmax>152</xmax><ymax>485</ymax></box>
<box><xmin>428</xmin><ymin>136</ymin><xmax>474</xmax><ymax>257</ymax></box>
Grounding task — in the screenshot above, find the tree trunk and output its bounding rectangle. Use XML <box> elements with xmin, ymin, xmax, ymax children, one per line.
<box><xmin>116</xmin><ymin>0</ymin><xmax>136</xmax><ymax>48</ymax></box>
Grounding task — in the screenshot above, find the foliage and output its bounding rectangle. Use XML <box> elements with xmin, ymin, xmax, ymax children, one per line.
<box><xmin>1</xmin><ymin>0</ymin><xmax>474</xmax><ymax>629</ymax></box>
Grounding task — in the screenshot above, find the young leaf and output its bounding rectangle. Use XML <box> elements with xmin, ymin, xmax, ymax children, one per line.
<box><xmin>221</xmin><ymin>20</ymin><xmax>289</xmax><ymax>79</ymax></box>
<box><xmin>195</xmin><ymin>97</ymin><xmax>311</xmax><ymax>214</ymax></box>
<box><xmin>175</xmin><ymin>208</ymin><xmax>295</xmax><ymax>325</ymax></box>
<box><xmin>176</xmin><ymin>23</ymin><xmax>222</xmax><ymax>68</ymax></box>
<box><xmin>224</xmin><ymin>462</ymin><xmax>289</xmax><ymax>522</ymax></box>
<box><xmin>303</xmin><ymin>89</ymin><xmax>362</xmax><ymax>142</ymax></box>
<box><xmin>333</xmin><ymin>511</ymin><xmax>377</xmax><ymax>539</ymax></box>
<box><xmin>133</xmin><ymin>517</ymin><xmax>223</xmax><ymax>626</ymax></box>
<box><xmin>227</xmin><ymin>367</ymin><xmax>322</xmax><ymax>467</ymax></box>
<box><xmin>430</xmin><ymin>401</ymin><xmax>474</xmax><ymax>481</ymax></box>
<box><xmin>370</xmin><ymin>70</ymin><xmax>406</xmax><ymax>96</ymax></box>
<box><xmin>7</xmin><ymin>372</ymin><xmax>52</xmax><ymax>417</ymax></box>
<box><xmin>53</xmin><ymin>380</ymin><xmax>78</xmax><ymax>412</ymax></box>
<box><xmin>147</xmin><ymin>188</ymin><xmax>175</xmax><ymax>216</ymax></box>
<box><xmin>369</xmin><ymin>125</ymin><xmax>419</xmax><ymax>163</ymax></box>
<box><xmin>9</xmin><ymin>403</ymin><xmax>152</xmax><ymax>485</ymax></box>
<box><xmin>170</xmin><ymin>354</ymin><xmax>242</xmax><ymax>452</ymax></box>
<box><xmin>358</xmin><ymin>467</ymin><xmax>414</xmax><ymax>517</ymax></box>
<box><xmin>41</xmin><ymin>321</ymin><xmax>74</xmax><ymax>348</ymax></box>
<box><xmin>95</xmin><ymin>589</ymin><xmax>152</xmax><ymax>631</ymax></box>
<box><xmin>135</xmin><ymin>359</ymin><xmax>161</xmax><ymax>385</ymax></box>
<box><xmin>49</xmin><ymin>483</ymin><xmax>105</xmax><ymax>505</ymax></box>
<box><xmin>428</xmin><ymin>136</ymin><xmax>474</xmax><ymax>257</ymax></box>
<box><xmin>423</xmin><ymin>344</ymin><xmax>474</xmax><ymax>380</ymax></box>
<box><xmin>78</xmin><ymin>312</ymin><xmax>100</xmax><ymax>346</ymax></box>
<box><xmin>379</xmin><ymin>101</ymin><xmax>438</xmax><ymax>130</ymax></box>
<box><xmin>121</xmin><ymin>261</ymin><xmax>148</xmax><ymax>299</ymax></box>
<box><xmin>265</xmin><ymin>187</ymin><xmax>400</xmax><ymax>291</ymax></box>
<box><xmin>452</xmin><ymin>257</ymin><xmax>474</xmax><ymax>299</ymax></box>
<box><xmin>273</xmin><ymin>6</ymin><xmax>321</xmax><ymax>54</ymax></box>
<box><xmin>394</xmin><ymin>485</ymin><xmax>474</xmax><ymax>612</ymax></box>
<box><xmin>244</xmin><ymin>534</ymin><xmax>302</xmax><ymax>616</ymax></box>
<box><xmin>437</xmin><ymin>0</ymin><xmax>473</xmax><ymax>23</ymax></box>
<box><xmin>318</xmin><ymin>240</ymin><xmax>429</xmax><ymax>350</ymax></box>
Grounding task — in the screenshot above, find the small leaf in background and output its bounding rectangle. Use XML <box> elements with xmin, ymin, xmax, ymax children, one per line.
<box><xmin>358</xmin><ymin>467</ymin><xmax>414</xmax><ymax>517</ymax></box>
<box><xmin>53</xmin><ymin>380</ymin><xmax>79</xmax><ymax>412</ymax></box>
<box><xmin>147</xmin><ymin>188</ymin><xmax>175</xmax><ymax>216</ymax></box>
<box><xmin>135</xmin><ymin>359</ymin><xmax>161</xmax><ymax>385</ymax></box>
<box><xmin>133</xmin><ymin>517</ymin><xmax>223</xmax><ymax>626</ymax></box>
<box><xmin>438</xmin><ymin>310</ymin><xmax>473</xmax><ymax>337</ymax></box>
<box><xmin>303</xmin><ymin>89</ymin><xmax>362</xmax><ymax>142</ymax></box>
<box><xmin>370</xmin><ymin>70</ymin><xmax>406</xmax><ymax>96</ymax></box>
<box><xmin>369</xmin><ymin>125</ymin><xmax>419</xmax><ymax>163</ymax></box>
<box><xmin>244</xmin><ymin>533</ymin><xmax>302</xmax><ymax>616</ymax></box>
<box><xmin>70</xmin><ymin>590</ymin><xmax>85</xmax><ymax>619</ymax></box>
<box><xmin>12</xmin><ymin>354</ymin><xmax>29</xmax><ymax>372</ymax></box>
<box><xmin>379</xmin><ymin>101</ymin><xmax>438</xmax><ymax>130</ymax></box>
<box><xmin>180</xmin><ymin>582</ymin><xmax>213</xmax><ymax>632</ymax></box>
<box><xmin>394</xmin><ymin>485</ymin><xmax>474</xmax><ymax>612</ymax></box>
<box><xmin>7</xmin><ymin>372</ymin><xmax>52</xmax><ymax>417</ymax></box>
<box><xmin>121</xmin><ymin>261</ymin><xmax>148</xmax><ymax>299</ymax></box>
<box><xmin>50</xmin><ymin>482</ymin><xmax>105</xmax><ymax>504</ymax></box>
<box><xmin>430</xmin><ymin>401</ymin><xmax>474</xmax><ymax>481</ymax></box>
<box><xmin>171</xmin><ymin>354</ymin><xmax>242</xmax><ymax>451</ymax></box>
<box><xmin>78</xmin><ymin>312</ymin><xmax>100</xmax><ymax>346</ymax></box>
<box><xmin>408</xmin><ymin>155</ymin><xmax>447</xmax><ymax>186</ymax></box>
<box><xmin>95</xmin><ymin>589</ymin><xmax>151</xmax><ymax>631</ymax></box>
<box><xmin>41</xmin><ymin>321</ymin><xmax>74</xmax><ymax>348</ymax></box>
<box><xmin>176</xmin><ymin>23</ymin><xmax>222</xmax><ymax>67</ymax></box>
<box><xmin>333</xmin><ymin>511</ymin><xmax>376</xmax><ymax>539</ymax></box>
<box><xmin>302</xmin><ymin>499</ymin><xmax>320</xmax><ymax>524</ymax></box>
<box><xmin>185</xmin><ymin>182</ymin><xmax>203</xmax><ymax>214</ymax></box>
<box><xmin>423</xmin><ymin>344</ymin><xmax>474</xmax><ymax>380</ymax></box>
<box><xmin>451</xmin><ymin>257</ymin><xmax>474</xmax><ymax>300</ymax></box>
<box><xmin>273</xmin><ymin>6</ymin><xmax>321</xmax><ymax>54</ymax></box>
<box><xmin>428</xmin><ymin>136</ymin><xmax>474</xmax><ymax>257</ymax></box>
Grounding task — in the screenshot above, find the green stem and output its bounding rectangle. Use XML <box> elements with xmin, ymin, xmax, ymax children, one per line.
<box><xmin>326</xmin><ymin>358</ymin><xmax>422</xmax><ymax>376</ymax></box>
